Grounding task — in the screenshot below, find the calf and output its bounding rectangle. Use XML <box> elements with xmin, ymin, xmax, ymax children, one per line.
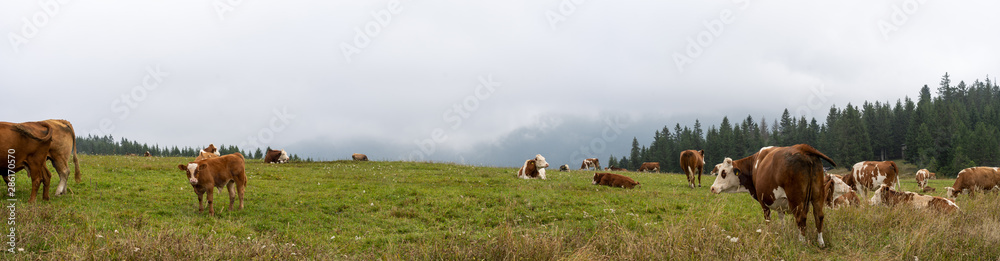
<box><xmin>638</xmin><ymin>162</ymin><xmax>660</xmax><ymax>173</ymax></box>
<box><xmin>606</xmin><ymin>166</ymin><xmax>627</xmax><ymax>171</ymax></box>
<box><xmin>177</xmin><ymin>153</ymin><xmax>247</xmax><ymax>216</ymax></box>
<box><xmin>824</xmin><ymin>174</ymin><xmax>854</xmax><ymax>208</ymax></box>
<box><xmin>517</xmin><ymin>154</ymin><xmax>549</xmax><ymax>179</ymax></box>
<box><xmin>946</xmin><ymin>167</ymin><xmax>1000</xmax><ymax>200</ymax></box>
<box><xmin>592</xmin><ymin>173</ymin><xmax>640</xmax><ymax>189</ymax></box>
<box><xmin>922</xmin><ymin>187</ymin><xmax>936</xmax><ymax>193</ymax></box>
<box><xmin>680</xmin><ymin>150</ymin><xmax>705</xmax><ymax>188</ymax></box>
<box><xmin>870</xmin><ymin>185</ymin><xmax>959</xmax><ymax>214</ymax></box>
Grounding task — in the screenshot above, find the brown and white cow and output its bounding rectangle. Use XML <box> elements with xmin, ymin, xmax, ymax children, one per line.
<box><xmin>144</xmin><ymin>151</ymin><xmax>151</xmax><ymax>157</ymax></box>
<box><xmin>517</xmin><ymin>154</ymin><xmax>549</xmax><ymax>179</ymax></box>
<box><xmin>352</xmin><ymin>153</ymin><xmax>368</xmax><ymax>161</ymax></box>
<box><xmin>946</xmin><ymin>167</ymin><xmax>1000</xmax><ymax>200</ymax></box>
<box><xmin>202</xmin><ymin>144</ymin><xmax>219</xmax><ymax>155</ymax></box>
<box><xmin>264</xmin><ymin>149</ymin><xmax>289</xmax><ymax>163</ymax></box>
<box><xmin>870</xmin><ymin>185</ymin><xmax>959</xmax><ymax>214</ymax></box>
<box><xmin>558</xmin><ymin>164</ymin><xmax>570</xmax><ymax>172</ymax></box>
<box><xmin>605</xmin><ymin>166</ymin><xmax>627</xmax><ymax>171</ymax></box>
<box><xmin>843</xmin><ymin>161</ymin><xmax>899</xmax><ymax>199</ymax></box>
<box><xmin>196</xmin><ymin>151</ymin><xmax>220</xmax><ymax>161</ymax></box>
<box><xmin>177</xmin><ymin>153</ymin><xmax>247</xmax><ymax>216</ymax></box>
<box><xmin>1</xmin><ymin>121</ymin><xmax>55</xmax><ymax>202</ymax></box>
<box><xmin>922</xmin><ymin>187</ymin><xmax>936</xmax><ymax>193</ymax></box>
<box><xmin>915</xmin><ymin>169</ymin><xmax>935</xmax><ymax>188</ymax></box>
<box><xmin>592</xmin><ymin>172</ymin><xmax>640</xmax><ymax>189</ymax></box>
<box><xmin>824</xmin><ymin>174</ymin><xmax>856</xmax><ymax>208</ymax></box>
<box><xmin>580</xmin><ymin>158</ymin><xmax>601</xmax><ymax>171</ymax></box>
<box><xmin>680</xmin><ymin>150</ymin><xmax>705</xmax><ymax>188</ymax></box>
<box><xmin>638</xmin><ymin>162</ymin><xmax>660</xmax><ymax>173</ymax></box>
<box><xmin>709</xmin><ymin>144</ymin><xmax>836</xmax><ymax>247</ymax></box>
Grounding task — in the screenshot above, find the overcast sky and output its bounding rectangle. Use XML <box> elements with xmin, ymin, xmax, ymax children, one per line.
<box><xmin>2</xmin><ymin>1</ymin><xmax>998</xmax><ymax>167</ymax></box>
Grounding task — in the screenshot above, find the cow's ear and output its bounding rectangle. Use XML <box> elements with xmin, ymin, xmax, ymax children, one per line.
<box><xmin>177</xmin><ymin>164</ymin><xmax>186</xmax><ymax>171</ymax></box>
<box><xmin>733</xmin><ymin>168</ymin><xmax>741</xmax><ymax>176</ymax></box>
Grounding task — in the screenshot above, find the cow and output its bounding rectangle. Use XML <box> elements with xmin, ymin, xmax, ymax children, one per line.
<box><xmin>352</xmin><ymin>153</ymin><xmax>368</xmax><ymax>161</ymax></box>
<box><xmin>680</xmin><ymin>150</ymin><xmax>705</xmax><ymax>188</ymax></box>
<box><xmin>709</xmin><ymin>144</ymin><xmax>836</xmax><ymax>247</ymax></box>
<box><xmin>176</xmin><ymin>153</ymin><xmax>247</xmax><ymax>216</ymax></box>
<box><xmin>202</xmin><ymin>144</ymin><xmax>220</xmax><ymax>155</ymax></box>
<box><xmin>824</xmin><ymin>174</ymin><xmax>856</xmax><ymax>208</ymax></box>
<box><xmin>558</xmin><ymin>164</ymin><xmax>570</xmax><ymax>172</ymax></box>
<box><xmin>945</xmin><ymin>167</ymin><xmax>1000</xmax><ymax>200</ymax></box>
<box><xmin>605</xmin><ymin>166</ymin><xmax>627</xmax><ymax>171</ymax></box>
<box><xmin>126</xmin><ymin>153</ymin><xmax>137</xmax><ymax>156</ymax></box>
<box><xmin>843</xmin><ymin>161</ymin><xmax>899</xmax><ymax>199</ymax></box>
<box><xmin>870</xmin><ymin>185</ymin><xmax>959</xmax><ymax>214</ymax></box>
<box><xmin>0</xmin><ymin>121</ymin><xmax>55</xmax><ymax>202</ymax></box>
<box><xmin>915</xmin><ymin>169</ymin><xmax>935</xmax><ymax>188</ymax></box>
<box><xmin>517</xmin><ymin>154</ymin><xmax>549</xmax><ymax>179</ymax></box>
<box><xmin>592</xmin><ymin>172</ymin><xmax>640</xmax><ymax>189</ymax></box>
<box><xmin>264</xmin><ymin>149</ymin><xmax>289</xmax><ymax>163</ymax></box>
<box><xmin>26</xmin><ymin>120</ymin><xmax>81</xmax><ymax>196</ymax></box>
<box><xmin>144</xmin><ymin>151</ymin><xmax>151</xmax><ymax>157</ymax></box>
<box><xmin>580</xmin><ymin>158</ymin><xmax>601</xmax><ymax>171</ymax></box>
<box><xmin>922</xmin><ymin>187</ymin><xmax>936</xmax><ymax>193</ymax></box>
<box><xmin>196</xmin><ymin>151</ymin><xmax>220</xmax><ymax>161</ymax></box>
<box><xmin>638</xmin><ymin>162</ymin><xmax>660</xmax><ymax>173</ymax></box>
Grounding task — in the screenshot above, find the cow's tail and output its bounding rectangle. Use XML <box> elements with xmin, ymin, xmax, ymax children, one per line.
<box><xmin>72</xmin><ymin>128</ymin><xmax>81</xmax><ymax>183</ymax></box>
<box><xmin>889</xmin><ymin>161</ymin><xmax>899</xmax><ymax>190</ymax></box>
<box><xmin>798</xmin><ymin>144</ymin><xmax>837</xmax><ymax>168</ymax></box>
<box><xmin>798</xmin><ymin>144</ymin><xmax>837</xmax><ymax>214</ymax></box>
<box><xmin>14</xmin><ymin>122</ymin><xmax>53</xmax><ymax>141</ymax></box>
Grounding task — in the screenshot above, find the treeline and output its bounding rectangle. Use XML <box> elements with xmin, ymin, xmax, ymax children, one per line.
<box><xmin>75</xmin><ymin>135</ymin><xmax>310</xmax><ymax>162</ymax></box>
<box><xmin>610</xmin><ymin>73</ymin><xmax>1000</xmax><ymax>177</ymax></box>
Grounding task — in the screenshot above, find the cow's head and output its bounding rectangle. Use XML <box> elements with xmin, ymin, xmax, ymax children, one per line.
<box><xmin>826</xmin><ymin>174</ymin><xmax>852</xmax><ymax>203</ymax></box>
<box><xmin>177</xmin><ymin>163</ymin><xmax>200</xmax><ymax>185</ymax></box>
<box><xmin>278</xmin><ymin>150</ymin><xmax>290</xmax><ymax>163</ymax></box>
<box><xmin>592</xmin><ymin>173</ymin><xmax>604</xmax><ymax>185</ymax></box>
<box><xmin>533</xmin><ymin>154</ymin><xmax>548</xmax><ymax>169</ymax></box>
<box><xmin>709</xmin><ymin>158</ymin><xmax>747</xmax><ymax>193</ymax></box>
<box><xmin>869</xmin><ymin>184</ymin><xmax>892</xmax><ymax>206</ymax></box>
<box><xmin>945</xmin><ymin>187</ymin><xmax>957</xmax><ymax>199</ymax></box>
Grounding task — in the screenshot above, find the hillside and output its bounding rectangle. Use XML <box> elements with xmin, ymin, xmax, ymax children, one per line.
<box><xmin>4</xmin><ymin>155</ymin><xmax>998</xmax><ymax>259</ymax></box>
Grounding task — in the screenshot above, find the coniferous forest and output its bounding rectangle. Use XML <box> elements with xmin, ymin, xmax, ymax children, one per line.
<box><xmin>611</xmin><ymin>73</ymin><xmax>1000</xmax><ymax>177</ymax></box>
<box><xmin>75</xmin><ymin>135</ymin><xmax>307</xmax><ymax>162</ymax></box>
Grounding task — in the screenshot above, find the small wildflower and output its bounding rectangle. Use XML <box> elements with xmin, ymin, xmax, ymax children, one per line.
<box><xmin>730</xmin><ymin>237</ymin><xmax>739</xmax><ymax>243</ymax></box>
<box><xmin>756</xmin><ymin>229</ymin><xmax>762</xmax><ymax>233</ymax></box>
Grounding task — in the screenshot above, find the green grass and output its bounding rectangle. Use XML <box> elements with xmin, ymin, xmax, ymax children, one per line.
<box><xmin>3</xmin><ymin>155</ymin><xmax>999</xmax><ymax>260</ymax></box>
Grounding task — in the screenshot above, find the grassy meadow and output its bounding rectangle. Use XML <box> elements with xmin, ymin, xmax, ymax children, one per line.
<box><xmin>3</xmin><ymin>155</ymin><xmax>1000</xmax><ymax>260</ymax></box>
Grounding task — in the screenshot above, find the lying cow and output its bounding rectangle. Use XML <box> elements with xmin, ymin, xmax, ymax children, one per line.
<box><xmin>592</xmin><ymin>172</ymin><xmax>640</xmax><ymax>189</ymax></box>
<box><xmin>558</xmin><ymin>164</ymin><xmax>570</xmax><ymax>172</ymax></box>
<box><xmin>825</xmin><ymin>174</ymin><xmax>856</xmax><ymax>208</ymax></box>
<box><xmin>517</xmin><ymin>154</ymin><xmax>549</xmax><ymax>179</ymax></box>
<box><xmin>580</xmin><ymin>158</ymin><xmax>601</xmax><ymax>171</ymax></box>
<box><xmin>144</xmin><ymin>151</ymin><xmax>151</xmax><ymax>157</ymax></box>
<box><xmin>870</xmin><ymin>185</ymin><xmax>959</xmax><ymax>214</ymax></box>
<box><xmin>177</xmin><ymin>153</ymin><xmax>247</xmax><ymax>216</ymax></box>
<box><xmin>946</xmin><ymin>167</ymin><xmax>1000</xmax><ymax>200</ymax></box>
<box><xmin>710</xmin><ymin>144</ymin><xmax>836</xmax><ymax>247</ymax></box>
<box><xmin>638</xmin><ymin>162</ymin><xmax>660</xmax><ymax>173</ymax></box>
<box><xmin>915</xmin><ymin>169</ymin><xmax>935</xmax><ymax>188</ymax></box>
<box><xmin>264</xmin><ymin>149</ymin><xmax>289</xmax><ymax>163</ymax></box>
<box><xmin>922</xmin><ymin>187</ymin><xmax>936</xmax><ymax>193</ymax></box>
<box><xmin>843</xmin><ymin>161</ymin><xmax>899</xmax><ymax>199</ymax></box>
<box><xmin>352</xmin><ymin>153</ymin><xmax>368</xmax><ymax>161</ymax></box>
<box><xmin>1</xmin><ymin>121</ymin><xmax>55</xmax><ymax>202</ymax></box>
<box><xmin>202</xmin><ymin>144</ymin><xmax>220</xmax><ymax>155</ymax></box>
<box><xmin>605</xmin><ymin>166</ymin><xmax>627</xmax><ymax>171</ymax></box>
<box><xmin>680</xmin><ymin>150</ymin><xmax>705</xmax><ymax>188</ymax></box>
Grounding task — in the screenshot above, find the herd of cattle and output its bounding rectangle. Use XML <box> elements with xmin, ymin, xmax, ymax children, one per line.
<box><xmin>4</xmin><ymin>119</ymin><xmax>1000</xmax><ymax>246</ymax></box>
<box><xmin>518</xmin><ymin>144</ymin><xmax>999</xmax><ymax>247</ymax></box>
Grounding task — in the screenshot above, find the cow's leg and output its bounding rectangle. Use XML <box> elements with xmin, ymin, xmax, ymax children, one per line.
<box><xmin>40</xmin><ymin>166</ymin><xmax>51</xmax><ymax>201</ymax></box>
<box><xmin>237</xmin><ymin>183</ymin><xmax>245</xmax><ymax>210</ymax></box>
<box><xmin>697</xmin><ymin>168</ymin><xmax>703</xmax><ymax>187</ymax></box>
<box><xmin>812</xmin><ymin>197</ymin><xmax>826</xmax><ymax>247</ymax></box>
<box><xmin>197</xmin><ymin>192</ymin><xmax>204</xmax><ymax>212</ymax></box>
<box><xmin>794</xmin><ymin>203</ymin><xmax>809</xmax><ymax>244</ymax></box>
<box><xmin>227</xmin><ymin>182</ymin><xmax>236</xmax><ymax>211</ymax></box>
<box><xmin>206</xmin><ymin>189</ymin><xmax>215</xmax><ymax>216</ymax></box>
<box><xmin>28</xmin><ymin>166</ymin><xmax>40</xmax><ymax>203</ymax></box>
<box><xmin>51</xmin><ymin>154</ymin><xmax>71</xmax><ymax>195</ymax></box>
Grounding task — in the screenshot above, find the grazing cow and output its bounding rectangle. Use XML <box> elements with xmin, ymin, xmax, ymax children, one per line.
<box><xmin>592</xmin><ymin>172</ymin><xmax>640</xmax><ymax>189</ymax></box>
<box><xmin>177</xmin><ymin>153</ymin><xmax>247</xmax><ymax>216</ymax></box>
<box><xmin>709</xmin><ymin>144</ymin><xmax>836</xmax><ymax>247</ymax></box>
<box><xmin>196</xmin><ymin>151</ymin><xmax>220</xmax><ymax>161</ymax></box>
<box><xmin>264</xmin><ymin>149</ymin><xmax>289</xmax><ymax>163</ymax></box>
<box><xmin>20</xmin><ymin>120</ymin><xmax>81</xmax><ymax>196</ymax></box>
<box><xmin>559</xmin><ymin>164</ymin><xmax>570</xmax><ymax>172</ymax></box>
<box><xmin>870</xmin><ymin>185</ymin><xmax>959</xmax><ymax>214</ymax></box>
<box><xmin>144</xmin><ymin>151</ymin><xmax>151</xmax><ymax>157</ymax></box>
<box><xmin>0</xmin><ymin>121</ymin><xmax>55</xmax><ymax>202</ymax></box>
<box><xmin>638</xmin><ymin>162</ymin><xmax>660</xmax><ymax>173</ymax></box>
<box><xmin>352</xmin><ymin>153</ymin><xmax>368</xmax><ymax>161</ymax></box>
<box><xmin>680</xmin><ymin>150</ymin><xmax>705</xmax><ymax>188</ymax></box>
<box><xmin>202</xmin><ymin>144</ymin><xmax>220</xmax><ymax>155</ymax></box>
<box><xmin>517</xmin><ymin>154</ymin><xmax>549</xmax><ymax>179</ymax></box>
<box><xmin>915</xmin><ymin>169</ymin><xmax>935</xmax><ymax>188</ymax></box>
<box><xmin>946</xmin><ymin>167</ymin><xmax>1000</xmax><ymax>200</ymax></box>
<box><xmin>580</xmin><ymin>158</ymin><xmax>601</xmax><ymax>171</ymax></box>
<box><xmin>606</xmin><ymin>166</ymin><xmax>627</xmax><ymax>171</ymax></box>
<box><xmin>843</xmin><ymin>161</ymin><xmax>899</xmax><ymax>199</ymax></box>
<box><xmin>922</xmin><ymin>187</ymin><xmax>936</xmax><ymax>193</ymax></box>
<box><xmin>825</xmin><ymin>174</ymin><xmax>856</xmax><ymax>208</ymax></box>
